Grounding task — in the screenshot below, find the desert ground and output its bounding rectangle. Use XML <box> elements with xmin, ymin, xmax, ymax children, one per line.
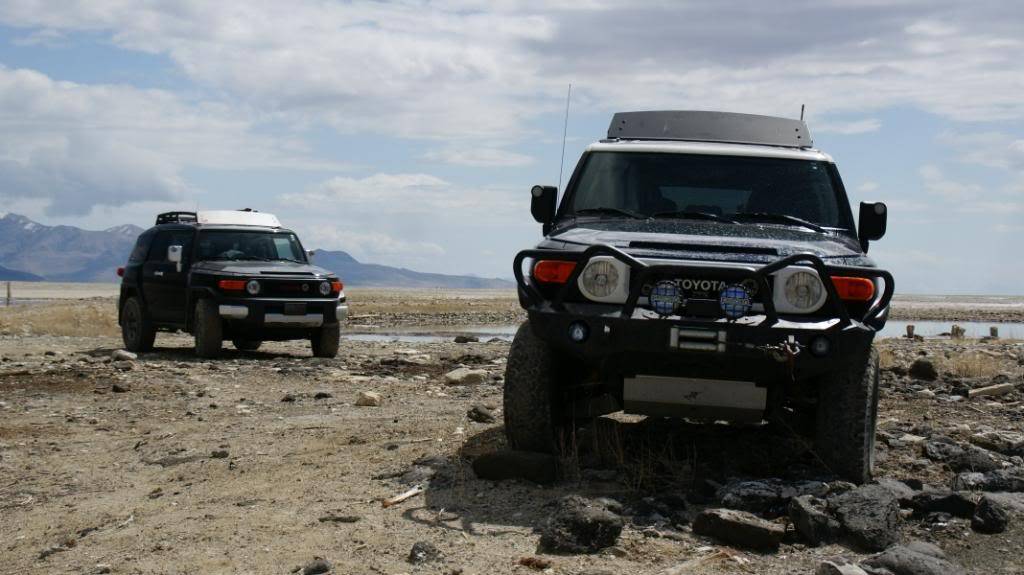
<box><xmin>2</xmin><ymin>284</ymin><xmax>1023</xmax><ymax>575</ymax></box>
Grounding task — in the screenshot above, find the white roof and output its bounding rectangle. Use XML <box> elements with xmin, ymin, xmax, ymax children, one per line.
<box><xmin>587</xmin><ymin>140</ymin><xmax>834</xmax><ymax>162</ymax></box>
<box><xmin>197</xmin><ymin>210</ymin><xmax>281</xmax><ymax>227</ymax></box>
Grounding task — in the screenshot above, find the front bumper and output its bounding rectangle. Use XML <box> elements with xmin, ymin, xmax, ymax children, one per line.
<box><xmin>515</xmin><ymin>246</ymin><xmax>893</xmax><ymax>383</ymax></box>
<box><xmin>215</xmin><ymin>297</ymin><xmax>348</xmax><ymax>328</ymax></box>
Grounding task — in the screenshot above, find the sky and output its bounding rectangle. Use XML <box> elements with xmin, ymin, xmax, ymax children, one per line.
<box><xmin>0</xmin><ymin>0</ymin><xmax>1021</xmax><ymax>294</ymax></box>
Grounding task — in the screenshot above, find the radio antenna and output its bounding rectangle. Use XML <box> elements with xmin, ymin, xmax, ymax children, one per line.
<box><xmin>800</xmin><ymin>104</ymin><xmax>805</xmax><ymax>121</ymax></box>
<box><xmin>557</xmin><ymin>83</ymin><xmax>572</xmax><ymax>192</ymax></box>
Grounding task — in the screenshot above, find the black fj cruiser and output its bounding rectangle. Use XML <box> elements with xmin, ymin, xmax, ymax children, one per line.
<box><xmin>505</xmin><ymin>111</ymin><xmax>892</xmax><ymax>483</ymax></box>
<box><xmin>117</xmin><ymin>210</ymin><xmax>347</xmax><ymax>358</ymax></box>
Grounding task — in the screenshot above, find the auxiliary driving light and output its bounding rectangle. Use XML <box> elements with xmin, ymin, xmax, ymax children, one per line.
<box><xmin>810</xmin><ymin>336</ymin><xmax>831</xmax><ymax>357</ymax></box>
<box><xmin>568</xmin><ymin>321</ymin><xmax>589</xmax><ymax>343</ymax></box>
<box><xmin>245</xmin><ymin>279</ymin><xmax>261</xmax><ymax>295</ymax></box>
<box><xmin>650</xmin><ymin>280</ymin><xmax>680</xmax><ymax>315</ymax></box>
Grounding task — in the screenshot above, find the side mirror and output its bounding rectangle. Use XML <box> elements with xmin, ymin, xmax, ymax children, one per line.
<box><xmin>530</xmin><ymin>185</ymin><xmax>558</xmax><ymax>234</ymax></box>
<box><xmin>168</xmin><ymin>245</ymin><xmax>183</xmax><ymax>273</ymax></box>
<box><xmin>306</xmin><ymin>249</ymin><xmax>315</xmax><ymax>261</ymax></box>
<box><xmin>858</xmin><ymin>202</ymin><xmax>887</xmax><ymax>253</ymax></box>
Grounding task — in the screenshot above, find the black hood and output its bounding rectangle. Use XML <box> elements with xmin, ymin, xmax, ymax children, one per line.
<box><xmin>544</xmin><ymin>219</ymin><xmax>872</xmax><ymax>266</ymax></box>
<box><xmin>191</xmin><ymin>259</ymin><xmax>335</xmax><ymax>277</ymax></box>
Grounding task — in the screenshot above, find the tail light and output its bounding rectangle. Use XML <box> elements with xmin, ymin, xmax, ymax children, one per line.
<box><xmin>330</xmin><ymin>279</ymin><xmax>343</xmax><ymax>294</ymax></box>
<box><xmin>116</xmin><ymin>267</ymin><xmax>125</xmax><ymax>278</ymax></box>
<box><xmin>218</xmin><ymin>279</ymin><xmax>246</xmax><ymax>291</ymax></box>
<box><xmin>831</xmin><ymin>276</ymin><xmax>875</xmax><ymax>301</ymax></box>
<box><xmin>533</xmin><ymin>260</ymin><xmax>577</xmax><ymax>284</ymax></box>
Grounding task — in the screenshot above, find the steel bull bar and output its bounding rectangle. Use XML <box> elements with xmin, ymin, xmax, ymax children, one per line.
<box><xmin>513</xmin><ymin>244</ymin><xmax>895</xmax><ymax>329</ymax></box>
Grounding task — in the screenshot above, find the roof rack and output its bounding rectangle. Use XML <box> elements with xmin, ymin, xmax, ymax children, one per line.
<box><xmin>156</xmin><ymin>211</ymin><xmax>198</xmax><ymax>225</ymax></box>
<box><xmin>607</xmin><ymin>111</ymin><xmax>812</xmax><ymax>148</ymax></box>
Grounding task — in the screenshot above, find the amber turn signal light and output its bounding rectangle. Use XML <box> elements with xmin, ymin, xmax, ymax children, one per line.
<box><xmin>533</xmin><ymin>260</ymin><xmax>577</xmax><ymax>284</ymax></box>
<box><xmin>330</xmin><ymin>279</ymin><xmax>343</xmax><ymax>293</ymax></box>
<box><xmin>831</xmin><ymin>276</ymin><xmax>875</xmax><ymax>301</ymax></box>
<box><xmin>218</xmin><ymin>279</ymin><xmax>247</xmax><ymax>291</ymax></box>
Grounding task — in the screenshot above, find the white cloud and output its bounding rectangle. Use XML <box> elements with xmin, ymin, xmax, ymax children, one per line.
<box><xmin>423</xmin><ymin>147</ymin><xmax>534</xmax><ymax>167</ymax></box>
<box><xmin>0</xmin><ymin>66</ymin><xmax>341</xmax><ymax>215</ymax></box>
<box><xmin>857</xmin><ymin>181</ymin><xmax>880</xmax><ymax>193</ymax></box>
<box><xmin>816</xmin><ymin>118</ymin><xmax>882</xmax><ymax>135</ymax></box>
<box><xmin>918</xmin><ymin>165</ymin><xmax>982</xmax><ymax>200</ymax></box>
<box><xmin>305</xmin><ymin>227</ymin><xmax>445</xmax><ymax>262</ymax></box>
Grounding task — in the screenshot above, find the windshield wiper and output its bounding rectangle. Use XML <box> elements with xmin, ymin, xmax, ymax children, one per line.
<box><xmin>573</xmin><ymin>207</ymin><xmax>645</xmax><ymax>219</ymax></box>
<box><xmin>736</xmin><ymin>212</ymin><xmax>825</xmax><ymax>233</ymax></box>
<box><xmin>650</xmin><ymin>209</ymin><xmax>736</xmax><ymax>223</ymax></box>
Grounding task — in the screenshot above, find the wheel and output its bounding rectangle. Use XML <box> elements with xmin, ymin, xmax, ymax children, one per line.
<box><xmin>193</xmin><ymin>299</ymin><xmax>223</xmax><ymax>358</ymax></box>
<box><xmin>232</xmin><ymin>339</ymin><xmax>262</xmax><ymax>351</ymax></box>
<box><xmin>311</xmin><ymin>323</ymin><xmax>340</xmax><ymax>358</ymax></box>
<box><xmin>121</xmin><ymin>297</ymin><xmax>156</xmax><ymax>352</ymax></box>
<box><xmin>503</xmin><ymin>321</ymin><xmax>569</xmax><ymax>453</ymax></box>
<box><xmin>815</xmin><ymin>346</ymin><xmax>880</xmax><ymax>484</ymax></box>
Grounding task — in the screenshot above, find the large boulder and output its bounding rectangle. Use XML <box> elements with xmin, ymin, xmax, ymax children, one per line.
<box><xmin>691</xmin><ymin>508</ymin><xmax>785</xmax><ymax>551</ymax></box>
<box><xmin>716</xmin><ymin>478</ymin><xmax>829</xmax><ymax>516</ymax></box>
<box><xmin>829</xmin><ymin>485</ymin><xmax>900</xmax><ymax>552</ymax></box>
<box><xmin>789</xmin><ymin>495</ymin><xmax>842</xmax><ymax>546</ymax></box>
<box><xmin>952</xmin><ymin>467</ymin><xmax>1024</xmax><ymax>492</ymax></box>
<box><xmin>970</xmin><ymin>431</ymin><xmax>1024</xmax><ymax>457</ymax></box>
<box><xmin>909</xmin><ymin>489</ymin><xmax>976</xmax><ymax>518</ymax></box>
<box><xmin>538</xmin><ymin>495</ymin><xmax>624</xmax><ymax>553</ymax></box>
<box><xmin>971</xmin><ymin>495</ymin><xmax>1010</xmax><ymax>534</ymax></box>
<box><xmin>860</xmin><ymin>542</ymin><xmax>966</xmax><ymax>575</ymax></box>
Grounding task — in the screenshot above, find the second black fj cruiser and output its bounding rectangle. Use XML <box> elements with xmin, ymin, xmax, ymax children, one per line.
<box><xmin>506</xmin><ymin>111</ymin><xmax>892</xmax><ymax>483</ymax></box>
<box><xmin>117</xmin><ymin>210</ymin><xmax>347</xmax><ymax>358</ymax></box>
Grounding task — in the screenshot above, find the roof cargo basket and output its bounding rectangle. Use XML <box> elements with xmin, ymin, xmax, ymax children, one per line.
<box><xmin>607</xmin><ymin>111</ymin><xmax>812</xmax><ymax>148</ymax></box>
<box><xmin>156</xmin><ymin>211</ymin><xmax>198</xmax><ymax>225</ymax></box>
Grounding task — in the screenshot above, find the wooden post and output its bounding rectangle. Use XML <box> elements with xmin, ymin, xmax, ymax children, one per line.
<box><xmin>905</xmin><ymin>324</ymin><xmax>915</xmax><ymax>339</ymax></box>
<box><xmin>951</xmin><ymin>324</ymin><xmax>965</xmax><ymax>339</ymax></box>
<box><xmin>5</xmin><ymin>281</ymin><xmax>9</xmax><ymax>307</ymax></box>
<box><xmin>990</xmin><ymin>326</ymin><xmax>999</xmax><ymax>339</ymax></box>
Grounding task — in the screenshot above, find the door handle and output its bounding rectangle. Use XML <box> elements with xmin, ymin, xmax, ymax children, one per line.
<box><xmin>154</xmin><ymin>271</ymin><xmax>164</xmax><ymax>277</ymax></box>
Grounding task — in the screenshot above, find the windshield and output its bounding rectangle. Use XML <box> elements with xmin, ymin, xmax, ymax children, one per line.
<box><xmin>563</xmin><ymin>152</ymin><xmax>853</xmax><ymax>230</ymax></box>
<box><xmin>196</xmin><ymin>230</ymin><xmax>307</xmax><ymax>262</ymax></box>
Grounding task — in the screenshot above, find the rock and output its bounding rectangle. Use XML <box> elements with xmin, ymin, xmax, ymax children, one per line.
<box><xmin>472</xmin><ymin>450</ymin><xmax>558</xmax><ymax>484</ymax></box>
<box><xmin>908</xmin><ymin>358</ymin><xmax>938</xmax><ymax>381</ymax></box>
<box><xmin>876</xmin><ymin>478</ymin><xmax>918</xmax><ymax>506</ymax></box>
<box><xmin>281</xmin><ymin>393</ymin><xmax>297</xmax><ymax>402</ymax></box>
<box><xmin>790</xmin><ymin>495</ymin><xmax>842</xmax><ymax>546</ymax></box>
<box><xmin>111</xmin><ymin>383</ymin><xmax>130</xmax><ymax>393</ymax></box>
<box><xmin>210</xmin><ymin>450</ymin><xmax>229</xmax><ymax>459</ymax></box>
<box><xmin>971</xmin><ymin>496</ymin><xmax>1009</xmax><ymax>533</ymax></box>
<box><xmin>301</xmin><ymin>557</ymin><xmax>333</xmax><ymax>575</ymax></box>
<box><xmin>111</xmin><ymin>349</ymin><xmax>138</xmax><ymax>361</ymax></box>
<box><xmin>407</xmin><ymin>541</ymin><xmax>441</xmax><ymax>564</ymax></box>
<box><xmin>691</xmin><ymin>508</ymin><xmax>785</xmax><ymax>551</ymax></box>
<box><xmin>443</xmin><ymin>367</ymin><xmax>488</xmax><ymax>385</ymax></box>
<box><xmin>313</xmin><ymin>391</ymin><xmax>333</xmax><ymax>400</ymax></box>
<box><xmin>952</xmin><ymin>467</ymin><xmax>1024</xmax><ymax>492</ymax></box>
<box><xmin>909</xmin><ymin>489</ymin><xmax>976</xmax><ymax>518</ymax></box>
<box><xmin>466</xmin><ymin>404</ymin><xmax>495</xmax><ymax>423</ymax></box>
<box><xmin>817</xmin><ymin>558</ymin><xmax>869</xmax><ymax>575</ymax></box>
<box><xmin>453</xmin><ymin>335</ymin><xmax>479</xmax><ymax>343</ymax></box>
<box><xmin>922</xmin><ymin>436</ymin><xmax>961</xmax><ymax>462</ymax></box>
<box><xmin>861</xmin><ymin>543</ymin><xmax>967</xmax><ymax>575</ymax></box>
<box><xmin>828</xmin><ymin>484</ymin><xmax>900</xmax><ymax>552</ymax></box>
<box><xmin>716</xmin><ymin>478</ymin><xmax>828</xmax><ymax>516</ymax></box>
<box><xmin>970</xmin><ymin>430</ymin><xmax>1024</xmax><ymax>456</ymax></box>
<box><xmin>947</xmin><ymin>445</ymin><xmax>1001</xmax><ymax>473</ymax></box>
<box><xmin>902</xmin><ymin>540</ymin><xmax>947</xmax><ymax>559</ymax></box>
<box><xmin>318</xmin><ymin>513</ymin><xmax>362</xmax><ymax>523</ymax></box>
<box><xmin>538</xmin><ymin>495</ymin><xmax>624</xmax><ymax>553</ymax></box>
<box><xmin>354</xmin><ymin>391</ymin><xmax>381</xmax><ymax>407</ymax></box>
<box><xmin>113</xmin><ymin>360</ymin><xmax>134</xmax><ymax>371</ymax></box>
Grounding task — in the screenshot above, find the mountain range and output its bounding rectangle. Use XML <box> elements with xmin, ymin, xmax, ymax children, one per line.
<box><xmin>0</xmin><ymin>213</ymin><xmax>512</xmax><ymax>288</ymax></box>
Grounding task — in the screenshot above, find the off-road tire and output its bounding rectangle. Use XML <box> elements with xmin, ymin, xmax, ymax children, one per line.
<box><xmin>815</xmin><ymin>346</ymin><xmax>880</xmax><ymax>484</ymax></box>
<box><xmin>232</xmin><ymin>339</ymin><xmax>262</xmax><ymax>351</ymax></box>
<box><xmin>121</xmin><ymin>297</ymin><xmax>156</xmax><ymax>352</ymax></box>
<box><xmin>503</xmin><ymin>321</ymin><xmax>567</xmax><ymax>453</ymax></box>
<box><xmin>311</xmin><ymin>323</ymin><xmax>340</xmax><ymax>358</ymax></box>
<box><xmin>193</xmin><ymin>299</ymin><xmax>224</xmax><ymax>358</ymax></box>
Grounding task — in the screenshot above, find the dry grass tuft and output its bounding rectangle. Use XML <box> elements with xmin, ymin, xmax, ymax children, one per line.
<box><xmin>941</xmin><ymin>352</ymin><xmax>1008</xmax><ymax>379</ymax></box>
<box><xmin>0</xmin><ymin>299</ymin><xmax>119</xmax><ymax>337</ymax></box>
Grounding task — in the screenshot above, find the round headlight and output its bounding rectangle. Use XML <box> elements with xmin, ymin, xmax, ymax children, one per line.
<box><xmin>580</xmin><ymin>259</ymin><xmax>620</xmax><ymax>299</ymax></box>
<box><xmin>783</xmin><ymin>271</ymin><xmax>823</xmax><ymax>310</ymax></box>
<box><xmin>319</xmin><ymin>281</ymin><xmax>331</xmax><ymax>296</ymax></box>
<box><xmin>245</xmin><ymin>279</ymin><xmax>261</xmax><ymax>295</ymax></box>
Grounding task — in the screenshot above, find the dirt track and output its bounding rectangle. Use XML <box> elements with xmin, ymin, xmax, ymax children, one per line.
<box><xmin>2</xmin><ymin>289</ymin><xmax>1024</xmax><ymax>574</ymax></box>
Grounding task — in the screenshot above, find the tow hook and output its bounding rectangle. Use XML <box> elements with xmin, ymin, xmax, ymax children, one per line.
<box><xmin>753</xmin><ymin>336</ymin><xmax>803</xmax><ymax>380</ymax></box>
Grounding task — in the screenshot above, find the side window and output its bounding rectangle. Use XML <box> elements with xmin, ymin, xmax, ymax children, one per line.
<box><xmin>146</xmin><ymin>231</ymin><xmax>193</xmax><ymax>263</ymax></box>
<box><xmin>129</xmin><ymin>230</ymin><xmax>155</xmax><ymax>263</ymax></box>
